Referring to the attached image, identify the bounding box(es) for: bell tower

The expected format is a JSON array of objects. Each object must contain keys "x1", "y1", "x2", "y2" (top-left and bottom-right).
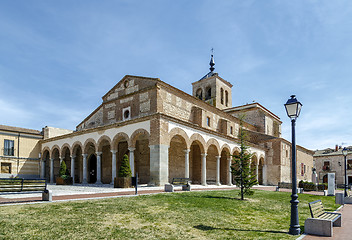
[{"x1": 192, "y1": 53, "x2": 233, "y2": 110}]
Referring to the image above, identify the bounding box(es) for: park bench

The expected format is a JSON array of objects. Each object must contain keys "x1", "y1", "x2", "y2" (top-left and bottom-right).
[
  {"x1": 0, "y1": 178, "x2": 52, "y2": 201},
  {"x1": 304, "y1": 199, "x2": 341, "y2": 237},
  {"x1": 165, "y1": 178, "x2": 191, "y2": 192}
]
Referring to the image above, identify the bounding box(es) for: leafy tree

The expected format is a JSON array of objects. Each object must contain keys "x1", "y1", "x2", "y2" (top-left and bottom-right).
[
  {"x1": 231, "y1": 115, "x2": 258, "y2": 200},
  {"x1": 118, "y1": 154, "x2": 132, "y2": 177}
]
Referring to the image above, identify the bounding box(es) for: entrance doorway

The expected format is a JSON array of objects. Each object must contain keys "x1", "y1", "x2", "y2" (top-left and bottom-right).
[{"x1": 88, "y1": 155, "x2": 97, "y2": 183}]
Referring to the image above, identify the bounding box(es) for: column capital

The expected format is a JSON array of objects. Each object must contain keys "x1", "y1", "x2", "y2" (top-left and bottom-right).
[
  {"x1": 215, "y1": 155, "x2": 221, "y2": 160},
  {"x1": 201, "y1": 153, "x2": 207, "y2": 157},
  {"x1": 110, "y1": 149, "x2": 117, "y2": 154},
  {"x1": 71, "y1": 155, "x2": 76, "y2": 159},
  {"x1": 82, "y1": 153, "x2": 88, "y2": 158},
  {"x1": 183, "y1": 149, "x2": 190, "y2": 154},
  {"x1": 96, "y1": 152, "x2": 102, "y2": 156},
  {"x1": 128, "y1": 147, "x2": 136, "y2": 151}
]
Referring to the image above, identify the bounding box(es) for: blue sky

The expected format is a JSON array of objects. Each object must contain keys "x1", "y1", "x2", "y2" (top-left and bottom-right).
[{"x1": 0, "y1": 0, "x2": 351, "y2": 150}]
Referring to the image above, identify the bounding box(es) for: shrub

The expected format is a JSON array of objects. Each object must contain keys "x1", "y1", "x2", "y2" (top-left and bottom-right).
[
  {"x1": 118, "y1": 154, "x2": 132, "y2": 177},
  {"x1": 59, "y1": 161, "x2": 70, "y2": 179}
]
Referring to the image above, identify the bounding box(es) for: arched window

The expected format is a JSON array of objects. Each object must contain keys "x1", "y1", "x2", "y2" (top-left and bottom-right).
[
  {"x1": 220, "y1": 88, "x2": 224, "y2": 105},
  {"x1": 225, "y1": 90, "x2": 229, "y2": 107},
  {"x1": 196, "y1": 88, "x2": 203, "y2": 100},
  {"x1": 205, "y1": 87, "x2": 211, "y2": 100}
]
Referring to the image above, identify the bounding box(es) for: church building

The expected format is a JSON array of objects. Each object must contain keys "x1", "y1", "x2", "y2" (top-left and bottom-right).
[{"x1": 35, "y1": 55, "x2": 314, "y2": 186}]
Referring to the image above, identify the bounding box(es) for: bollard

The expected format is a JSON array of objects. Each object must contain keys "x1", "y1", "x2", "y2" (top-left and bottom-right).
[{"x1": 335, "y1": 193, "x2": 344, "y2": 205}]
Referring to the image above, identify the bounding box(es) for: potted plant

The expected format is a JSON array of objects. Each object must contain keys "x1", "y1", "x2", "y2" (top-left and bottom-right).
[
  {"x1": 114, "y1": 154, "x2": 132, "y2": 188},
  {"x1": 56, "y1": 160, "x2": 73, "y2": 185}
]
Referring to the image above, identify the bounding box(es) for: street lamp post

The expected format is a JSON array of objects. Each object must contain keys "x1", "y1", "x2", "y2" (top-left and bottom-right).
[
  {"x1": 284, "y1": 95, "x2": 302, "y2": 236},
  {"x1": 342, "y1": 147, "x2": 348, "y2": 197}
]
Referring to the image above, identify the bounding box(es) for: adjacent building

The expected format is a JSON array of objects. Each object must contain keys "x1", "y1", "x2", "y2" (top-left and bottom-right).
[
  {"x1": 0, "y1": 125, "x2": 42, "y2": 178},
  {"x1": 314, "y1": 145, "x2": 352, "y2": 186}
]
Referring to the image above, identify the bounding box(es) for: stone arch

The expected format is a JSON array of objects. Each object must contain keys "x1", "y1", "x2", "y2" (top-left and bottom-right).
[
  {"x1": 258, "y1": 155, "x2": 265, "y2": 185},
  {"x1": 206, "y1": 138, "x2": 220, "y2": 154},
  {"x1": 220, "y1": 144, "x2": 231, "y2": 154},
  {"x1": 97, "y1": 135, "x2": 112, "y2": 184},
  {"x1": 42, "y1": 146, "x2": 50, "y2": 157},
  {"x1": 61, "y1": 143, "x2": 71, "y2": 158},
  {"x1": 83, "y1": 138, "x2": 97, "y2": 154},
  {"x1": 220, "y1": 144, "x2": 231, "y2": 185},
  {"x1": 168, "y1": 132, "x2": 189, "y2": 183},
  {"x1": 129, "y1": 128, "x2": 150, "y2": 184},
  {"x1": 51, "y1": 145, "x2": 61, "y2": 158},
  {"x1": 232, "y1": 147, "x2": 240, "y2": 156},
  {"x1": 97, "y1": 135, "x2": 112, "y2": 152},
  {"x1": 42, "y1": 148, "x2": 51, "y2": 182},
  {"x1": 206, "y1": 143, "x2": 219, "y2": 184},
  {"x1": 112, "y1": 132, "x2": 129, "y2": 151},
  {"x1": 189, "y1": 133, "x2": 206, "y2": 153},
  {"x1": 251, "y1": 153, "x2": 258, "y2": 165},
  {"x1": 196, "y1": 88, "x2": 203, "y2": 100},
  {"x1": 168, "y1": 128, "x2": 190, "y2": 149},
  {"x1": 71, "y1": 141, "x2": 83, "y2": 156},
  {"x1": 259, "y1": 155, "x2": 265, "y2": 165},
  {"x1": 129, "y1": 128, "x2": 150, "y2": 148}
]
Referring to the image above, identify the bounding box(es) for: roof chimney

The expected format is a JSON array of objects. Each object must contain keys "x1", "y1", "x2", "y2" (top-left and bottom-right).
[{"x1": 335, "y1": 145, "x2": 338, "y2": 151}]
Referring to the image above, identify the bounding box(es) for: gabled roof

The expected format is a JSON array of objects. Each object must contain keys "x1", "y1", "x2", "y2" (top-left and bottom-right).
[{"x1": 225, "y1": 102, "x2": 281, "y2": 123}]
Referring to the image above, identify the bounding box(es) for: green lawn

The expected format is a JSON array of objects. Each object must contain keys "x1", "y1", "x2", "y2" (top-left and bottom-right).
[{"x1": 0, "y1": 190, "x2": 339, "y2": 240}]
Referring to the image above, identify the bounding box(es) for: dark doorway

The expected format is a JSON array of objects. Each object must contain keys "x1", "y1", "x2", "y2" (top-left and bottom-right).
[
  {"x1": 88, "y1": 155, "x2": 97, "y2": 183},
  {"x1": 348, "y1": 176, "x2": 352, "y2": 187}
]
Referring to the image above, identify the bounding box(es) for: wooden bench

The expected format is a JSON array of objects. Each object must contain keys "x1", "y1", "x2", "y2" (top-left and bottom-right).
[
  {"x1": 172, "y1": 178, "x2": 191, "y2": 186},
  {"x1": 304, "y1": 200, "x2": 341, "y2": 237},
  {"x1": 0, "y1": 178, "x2": 52, "y2": 201},
  {"x1": 165, "y1": 178, "x2": 191, "y2": 192}
]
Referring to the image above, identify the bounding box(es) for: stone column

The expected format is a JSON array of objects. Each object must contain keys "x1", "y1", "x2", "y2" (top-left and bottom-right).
[
  {"x1": 201, "y1": 153, "x2": 207, "y2": 186},
  {"x1": 96, "y1": 152, "x2": 102, "y2": 184},
  {"x1": 256, "y1": 163, "x2": 259, "y2": 184},
  {"x1": 262, "y1": 164, "x2": 267, "y2": 185},
  {"x1": 40, "y1": 159, "x2": 45, "y2": 179},
  {"x1": 228, "y1": 157, "x2": 232, "y2": 186},
  {"x1": 59, "y1": 157, "x2": 63, "y2": 164},
  {"x1": 82, "y1": 154, "x2": 88, "y2": 184},
  {"x1": 216, "y1": 156, "x2": 221, "y2": 185},
  {"x1": 128, "y1": 147, "x2": 136, "y2": 177},
  {"x1": 184, "y1": 149, "x2": 190, "y2": 178},
  {"x1": 50, "y1": 158, "x2": 54, "y2": 183},
  {"x1": 149, "y1": 144, "x2": 169, "y2": 186},
  {"x1": 111, "y1": 150, "x2": 117, "y2": 184},
  {"x1": 71, "y1": 155, "x2": 75, "y2": 184}
]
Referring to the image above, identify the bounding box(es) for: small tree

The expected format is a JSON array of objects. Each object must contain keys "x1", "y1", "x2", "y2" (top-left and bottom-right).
[
  {"x1": 59, "y1": 161, "x2": 67, "y2": 177},
  {"x1": 118, "y1": 154, "x2": 132, "y2": 177},
  {"x1": 231, "y1": 115, "x2": 258, "y2": 200},
  {"x1": 59, "y1": 161, "x2": 70, "y2": 179}
]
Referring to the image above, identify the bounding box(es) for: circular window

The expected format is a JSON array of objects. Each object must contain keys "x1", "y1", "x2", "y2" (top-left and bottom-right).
[
  {"x1": 124, "y1": 80, "x2": 129, "y2": 88},
  {"x1": 124, "y1": 110, "x2": 130, "y2": 119}
]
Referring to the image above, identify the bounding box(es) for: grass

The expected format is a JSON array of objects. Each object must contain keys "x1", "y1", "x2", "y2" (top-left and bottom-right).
[{"x1": 0, "y1": 189, "x2": 340, "y2": 240}]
